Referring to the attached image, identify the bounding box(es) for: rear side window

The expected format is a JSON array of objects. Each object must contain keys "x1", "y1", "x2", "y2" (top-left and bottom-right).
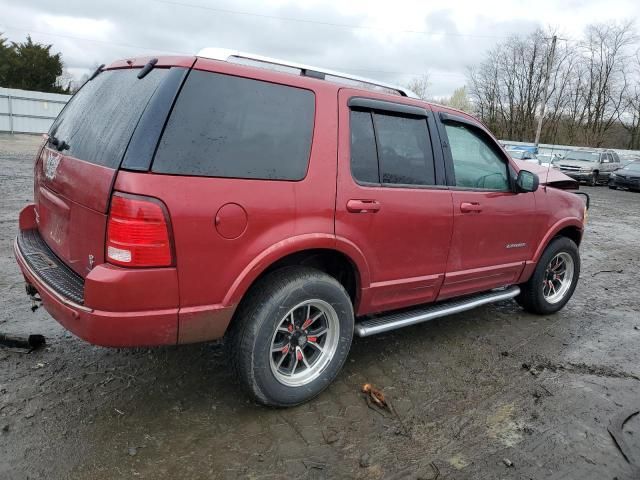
[
  {"x1": 49, "y1": 69, "x2": 167, "y2": 168},
  {"x1": 350, "y1": 110, "x2": 379, "y2": 183},
  {"x1": 153, "y1": 70, "x2": 315, "y2": 180},
  {"x1": 349, "y1": 109, "x2": 436, "y2": 186},
  {"x1": 374, "y1": 114, "x2": 435, "y2": 185}
]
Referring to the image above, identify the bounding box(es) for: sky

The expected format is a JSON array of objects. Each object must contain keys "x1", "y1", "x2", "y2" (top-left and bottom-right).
[{"x1": 1, "y1": 0, "x2": 639, "y2": 97}]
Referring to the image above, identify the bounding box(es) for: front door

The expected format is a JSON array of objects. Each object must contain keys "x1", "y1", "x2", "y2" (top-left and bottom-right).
[
  {"x1": 436, "y1": 114, "x2": 538, "y2": 300},
  {"x1": 335, "y1": 90, "x2": 453, "y2": 314}
]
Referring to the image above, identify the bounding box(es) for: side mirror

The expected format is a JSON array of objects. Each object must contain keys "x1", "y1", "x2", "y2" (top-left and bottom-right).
[{"x1": 516, "y1": 169, "x2": 539, "y2": 193}]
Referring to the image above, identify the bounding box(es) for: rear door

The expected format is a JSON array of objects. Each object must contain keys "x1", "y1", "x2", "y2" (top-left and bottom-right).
[
  {"x1": 336, "y1": 91, "x2": 453, "y2": 314},
  {"x1": 436, "y1": 112, "x2": 538, "y2": 300},
  {"x1": 34, "y1": 60, "x2": 190, "y2": 276}
]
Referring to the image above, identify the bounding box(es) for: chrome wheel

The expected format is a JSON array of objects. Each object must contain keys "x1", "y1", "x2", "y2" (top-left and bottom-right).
[
  {"x1": 542, "y1": 252, "x2": 575, "y2": 304},
  {"x1": 269, "y1": 299, "x2": 340, "y2": 387}
]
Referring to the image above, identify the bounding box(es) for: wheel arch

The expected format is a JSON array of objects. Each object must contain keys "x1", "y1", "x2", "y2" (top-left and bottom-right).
[
  {"x1": 222, "y1": 234, "x2": 370, "y2": 311},
  {"x1": 533, "y1": 219, "x2": 583, "y2": 264},
  {"x1": 518, "y1": 219, "x2": 583, "y2": 284}
]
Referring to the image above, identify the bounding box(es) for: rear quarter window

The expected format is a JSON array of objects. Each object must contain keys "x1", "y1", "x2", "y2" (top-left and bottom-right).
[
  {"x1": 153, "y1": 70, "x2": 315, "y2": 180},
  {"x1": 49, "y1": 68, "x2": 167, "y2": 169}
]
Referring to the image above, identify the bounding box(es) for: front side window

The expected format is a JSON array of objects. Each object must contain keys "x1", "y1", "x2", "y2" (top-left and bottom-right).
[
  {"x1": 153, "y1": 70, "x2": 315, "y2": 180},
  {"x1": 444, "y1": 123, "x2": 509, "y2": 190}
]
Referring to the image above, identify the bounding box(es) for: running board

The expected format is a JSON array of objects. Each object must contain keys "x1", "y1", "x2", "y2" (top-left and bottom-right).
[{"x1": 355, "y1": 286, "x2": 521, "y2": 337}]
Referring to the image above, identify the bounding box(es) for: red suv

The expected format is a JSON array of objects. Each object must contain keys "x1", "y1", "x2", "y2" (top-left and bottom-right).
[{"x1": 15, "y1": 49, "x2": 587, "y2": 406}]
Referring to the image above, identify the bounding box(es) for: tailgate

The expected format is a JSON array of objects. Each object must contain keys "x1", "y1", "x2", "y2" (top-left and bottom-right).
[{"x1": 33, "y1": 64, "x2": 181, "y2": 277}]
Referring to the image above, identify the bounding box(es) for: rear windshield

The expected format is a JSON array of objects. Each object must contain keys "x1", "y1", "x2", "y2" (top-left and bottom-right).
[
  {"x1": 49, "y1": 68, "x2": 167, "y2": 169},
  {"x1": 152, "y1": 70, "x2": 315, "y2": 180}
]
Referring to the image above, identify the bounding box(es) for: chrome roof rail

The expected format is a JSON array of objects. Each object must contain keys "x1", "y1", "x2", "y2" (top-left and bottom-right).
[{"x1": 196, "y1": 48, "x2": 418, "y2": 99}]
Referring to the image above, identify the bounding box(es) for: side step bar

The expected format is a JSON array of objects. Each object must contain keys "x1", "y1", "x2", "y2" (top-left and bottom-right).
[{"x1": 355, "y1": 286, "x2": 521, "y2": 337}]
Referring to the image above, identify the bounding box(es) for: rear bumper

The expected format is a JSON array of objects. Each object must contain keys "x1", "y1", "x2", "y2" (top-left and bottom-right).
[
  {"x1": 14, "y1": 204, "x2": 234, "y2": 347},
  {"x1": 15, "y1": 235, "x2": 180, "y2": 347}
]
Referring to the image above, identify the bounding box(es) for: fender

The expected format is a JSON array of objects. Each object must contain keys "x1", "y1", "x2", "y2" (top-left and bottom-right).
[
  {"x1": 532, "y1": 217, "x2": 583, "y2": 263},
  {"x1": 518, "y1": 217, "x2": 583, "y2": 283},
  {"x1": 222, "y1": 233, "x2": 371, "y2": 307}
]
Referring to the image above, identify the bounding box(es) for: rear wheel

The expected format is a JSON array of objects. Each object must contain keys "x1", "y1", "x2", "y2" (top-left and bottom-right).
[
  {"x1": 516, "y1": 237, "x2": 580, "y2": 315},
  {"x1": 226, "y1": 267, "x2": 354, "y2": 407}
]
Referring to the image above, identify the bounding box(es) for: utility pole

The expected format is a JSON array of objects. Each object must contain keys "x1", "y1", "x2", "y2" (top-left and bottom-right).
[{"x1": 534, "y1": 35, "x2": 557, "y2": 148}]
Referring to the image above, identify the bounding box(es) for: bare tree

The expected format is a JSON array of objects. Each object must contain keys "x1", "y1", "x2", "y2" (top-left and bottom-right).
[
  {"x1": 578, "y1": 21, "x2": 636, "y2": 146},
  {"x1": 468, "y1": 22, "x2": 639, "y2": 148},
  {"x1": 620, "y1": 48, "x2": 640, "y2": 149},
  {"x1": 440, "y1": 86, "x2": 473, "y2": 113},
  {"x1": 406, "y1": 74, "x2": 430, "y2": 100}
]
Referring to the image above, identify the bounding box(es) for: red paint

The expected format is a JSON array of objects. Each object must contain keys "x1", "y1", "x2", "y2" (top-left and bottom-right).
[
  {"x1": 34, "y1": 147, "x2": 115, "y2": 276},
  {"x1": 15, "y1": 55, "x2": 586, "y2": 348}
]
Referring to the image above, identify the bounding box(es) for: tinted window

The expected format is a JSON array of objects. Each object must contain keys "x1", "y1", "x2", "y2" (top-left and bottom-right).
[
  {"x1": 445, "y1": 123, "x2": 509, "y2": 190},
  {"x1": 350, "y1": 110, "x2": 379, "y2": 183},
  {"x1": 49, "y1": 69, "x2": 167, "y2": 168},
  {"x1": 373, "y1": 113, "x2": 435, "y2": 185},
  {"x1": 153, "y1": 70, "x2": 315, "y2": 180}
]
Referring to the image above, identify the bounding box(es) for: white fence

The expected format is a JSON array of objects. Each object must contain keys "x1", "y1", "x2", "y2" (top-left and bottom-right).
[{"x1": 0, "y1": 87, "x2": 71, "y2": 134}]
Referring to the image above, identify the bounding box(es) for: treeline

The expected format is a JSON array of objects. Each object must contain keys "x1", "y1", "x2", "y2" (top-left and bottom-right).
[
  {"x1": 467, "y1": 22, "x2": 640, "y2": 150},
  {"x1": 0, "y1": 34, "x2": 70, "y2": 94}
]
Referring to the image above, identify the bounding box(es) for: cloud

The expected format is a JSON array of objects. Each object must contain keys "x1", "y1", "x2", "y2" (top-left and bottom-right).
[{"x1": 1, "y1": 0, "x2": 638, "y2": 97}]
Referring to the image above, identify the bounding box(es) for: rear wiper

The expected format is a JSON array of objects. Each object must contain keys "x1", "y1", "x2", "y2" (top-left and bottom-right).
[
  {"x1": 48, "y1": 135, "x2": 69, "y2": 152},
  {"x1": 88, "y1": 64, "x2": 105, "y2": 82}
]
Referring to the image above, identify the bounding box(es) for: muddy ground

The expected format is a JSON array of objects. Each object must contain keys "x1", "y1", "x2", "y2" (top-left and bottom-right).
[{"x1": 1, "y1": 133, "x2": 639, "y2": 479}]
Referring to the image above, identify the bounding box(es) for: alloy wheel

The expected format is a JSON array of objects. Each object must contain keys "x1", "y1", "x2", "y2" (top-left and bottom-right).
[
  {"x1": 269, "y1": 299, "x2": 340, "y2": 387},
  {"x1": 542, "y1": 252, "x2": 575, "y2": 304}
]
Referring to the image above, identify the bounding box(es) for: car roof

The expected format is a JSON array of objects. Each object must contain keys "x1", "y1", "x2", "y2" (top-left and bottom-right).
[{"x1": 105, "y1": 52, "x2": 486, "y2": 134}]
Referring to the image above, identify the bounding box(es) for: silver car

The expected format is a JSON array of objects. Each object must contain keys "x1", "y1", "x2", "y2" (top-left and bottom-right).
[{"x1": 556, "y1": 150, "x2": 621, "y2": 186}]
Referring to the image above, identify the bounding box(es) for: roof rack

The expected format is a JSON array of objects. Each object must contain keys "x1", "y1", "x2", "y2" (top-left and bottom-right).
[{"x1": 196, "y1": 48, "x2": 418, "y2": 99}]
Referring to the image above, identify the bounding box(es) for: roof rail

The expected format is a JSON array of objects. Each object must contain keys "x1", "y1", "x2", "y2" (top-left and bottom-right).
[{"x1": 196, "y1": 48, "x2": 418, "y2": 99}]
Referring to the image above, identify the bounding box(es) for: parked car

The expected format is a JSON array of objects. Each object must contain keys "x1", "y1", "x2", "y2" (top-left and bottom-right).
[
  {"x1": 556, "y1": 149, "x2": 621, "y2": 186},
  {"x1": 507, "y1": 149, "x2": 538, "y2": 163},
  {"x1": 14, "y1": 49, "x2": 587, "y2": 406},
  {"x1": 608, "y1": 161, "x2": 640, "y2": 191},
  {"x1": 536, "y1": 153, "x2": 561, "y2": 168},
  {"x1": 619, "y1": 154, "x2": 640, "y2": 167}
]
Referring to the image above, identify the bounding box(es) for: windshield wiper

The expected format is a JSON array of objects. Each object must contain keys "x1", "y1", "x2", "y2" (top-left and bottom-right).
[{"x1": 88, "y1": 64, "x2": 105, "y2": 82}]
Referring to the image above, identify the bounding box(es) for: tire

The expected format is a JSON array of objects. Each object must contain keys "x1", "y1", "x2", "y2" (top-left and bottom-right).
[
  {"x1": 226, "y1": 267, "x2": 354, "y2": 407},
  {"x1": 589, "y1": 172, "x2": 598, "y2": 186},
  {"x1": 608, "y1": 185, "x2": 617, "y2": 190},
  {"x1": 516, "y1": 237, "x2": 580, "y2": 315}
]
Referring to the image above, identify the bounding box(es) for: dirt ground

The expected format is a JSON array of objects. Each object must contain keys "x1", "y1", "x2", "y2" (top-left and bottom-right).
[{"x1": 1, "y1": 133, "x2": 639, "y2": 480}]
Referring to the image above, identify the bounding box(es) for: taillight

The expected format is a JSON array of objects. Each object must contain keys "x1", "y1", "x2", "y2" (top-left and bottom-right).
[{"x1": 106, "y1": 193, "x2": 173, "y2": 267}]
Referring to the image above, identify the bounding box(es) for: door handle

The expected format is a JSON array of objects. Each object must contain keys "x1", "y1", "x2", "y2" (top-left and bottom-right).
[
  {"x1": 346, "y1": 199, "x2": 381, "y2": 213},
  {"x1": 460, "y1": 202, "x2": 482, "y2": 213}
]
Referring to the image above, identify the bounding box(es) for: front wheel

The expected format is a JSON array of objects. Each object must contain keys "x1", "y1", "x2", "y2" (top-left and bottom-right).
[
  {"x1": 226, "y1": 267, "x2": 354, "y2": 407},
  {"x1": 589, "y1": 172, "x2": 598, "y2": 186},
  {"x1": 516, "y1": 237, "x2": 580, "y2": 315}
]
